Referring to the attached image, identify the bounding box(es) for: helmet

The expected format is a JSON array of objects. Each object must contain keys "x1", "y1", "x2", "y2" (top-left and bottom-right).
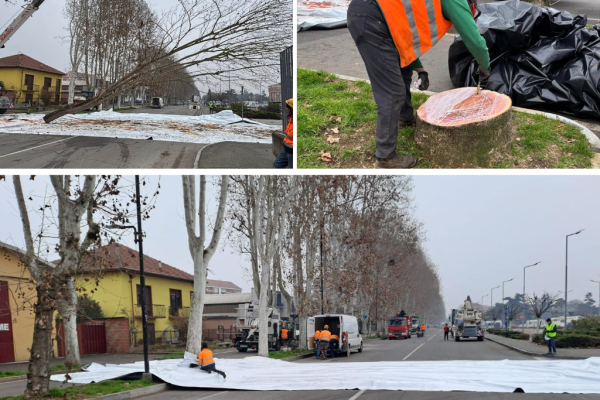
[
  {"x1": 324, "y1": 325, "x2": 329, "y2": 329},
  {"x1": 286, "y1": 98, "x2": 293, "y2": 108}
]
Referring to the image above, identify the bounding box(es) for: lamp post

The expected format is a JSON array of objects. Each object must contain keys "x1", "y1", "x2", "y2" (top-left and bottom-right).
[
  {"x1": 491, "y1": 286, "x2": 499, "y2": 307},
  {"x1": 591, "y1": 280, "x2": 600, "y2": 315},
  {"x1": 522, "y1": 262, "x2": 541, "y2": 332},
  {"x1": 106, "y1": 176, "x2": 149, "y2": 376},
  {"x1": 502, "y1": 278, "x2": 514, "y2": 332},
  {"x1": 502, "y1": 278, "x2": 514, "y2": 305},
  {"x1": 481, "y1": 294, "x2": 488, "y2": 307},
  {"x1": 565, "y1": 230, "x2": 584, "y2": 330}
]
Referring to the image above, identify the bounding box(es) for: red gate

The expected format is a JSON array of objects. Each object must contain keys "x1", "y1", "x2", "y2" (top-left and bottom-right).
[
  {"x1": 0, "y1": 281, "x2": 16, "y2": 363},
  {"x1": 57, "y1": 321, "x2": 106, "y2": 356}
]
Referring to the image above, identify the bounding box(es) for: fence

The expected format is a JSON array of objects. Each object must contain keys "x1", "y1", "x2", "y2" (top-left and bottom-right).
[
  {"x1": 202, "y1": 325, "x2": 240, "y2": 342},
  {"x1": 56, "y1": 321, "x2": 106, "y2": 356}
]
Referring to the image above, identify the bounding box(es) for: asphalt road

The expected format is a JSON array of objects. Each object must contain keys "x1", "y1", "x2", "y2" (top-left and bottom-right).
[{"x1": 0, "y1": 107, "x2": 280, "y2": 168}]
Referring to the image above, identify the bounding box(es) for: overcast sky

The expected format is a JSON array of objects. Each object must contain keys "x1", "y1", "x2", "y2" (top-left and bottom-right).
[
  {"x1": 1, "y1": 175, "x2": 598, "y2": 318},
  {"x1": 0, "y1": 0, "x2": 285, "y2": 94}
]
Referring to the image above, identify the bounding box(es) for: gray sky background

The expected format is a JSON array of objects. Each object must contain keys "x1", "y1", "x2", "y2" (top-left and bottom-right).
[
  {"x1": 0, "y1": 0, "x2": 285, "y2": 95},
  {"x1": 1, "y1": 175, "x2": 599, "y2": 319}
]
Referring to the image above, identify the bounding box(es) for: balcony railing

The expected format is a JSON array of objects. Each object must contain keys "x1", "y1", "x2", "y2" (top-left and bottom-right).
[
  {"x1": 41, "y1": 86, "x2": 58, "y2": 93},
  {"x1": 135, "y1": 304, "x2": 166, "y2": 318},
  {"x1": 169, "y1": 306, "x2": 190, "y2": 318},
  {"x1": 21, "y1": 84, "x2": 40, "y2": 92}
]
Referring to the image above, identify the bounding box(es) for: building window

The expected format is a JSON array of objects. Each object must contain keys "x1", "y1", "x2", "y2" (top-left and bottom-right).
[
  {"x1": 170, "y1": 289, "x2": 182, "y2": 316},
  {"x1": 136, "y1": 285, "x2": 153, "y2": 316}
]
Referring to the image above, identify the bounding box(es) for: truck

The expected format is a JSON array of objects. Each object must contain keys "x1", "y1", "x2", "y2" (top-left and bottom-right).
[
  {"x1": 307, "y1": 314, "x2": 363, "y2": 355},
  {"x1": 151, "y1": 97, "x2": 164, "y2": 109},
  {"x1": 410, "y1": 315, "x2": 420, "y2": 335},
  {"x1": 388, "y1": 310, "x2": 413, "y2": 340},
  {"x1": 233, "y1": 305, "x2": 284, "y2": 352},
  {"x1": 0, "y1": 96, "x2": 11, "y2": 115},
  {"x1": 451, "y1": 296, "x2": 484, "y2": 341},
  {"x1": 1, "y1": 1, "x2": 46, "y2": 49}
]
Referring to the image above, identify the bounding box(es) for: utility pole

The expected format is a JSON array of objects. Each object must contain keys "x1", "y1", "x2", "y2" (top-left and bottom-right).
[
  {"x1": 591, "y1": 280, "x2": 600, "y2": 315},
  {"x1": 241, "y1": 85, "x2": 244, "y2": 120},
  {"x1": 522, "y1": 262, "x2": 541, "y2": 332}
]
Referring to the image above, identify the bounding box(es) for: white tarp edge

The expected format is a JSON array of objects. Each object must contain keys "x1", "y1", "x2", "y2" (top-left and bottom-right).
[
  {"x1": 298, "y1": 0, "x2": 349, "y2": 31},
  {"x1": 50, "y1": 352, "x2": 600, "y2": 393}
]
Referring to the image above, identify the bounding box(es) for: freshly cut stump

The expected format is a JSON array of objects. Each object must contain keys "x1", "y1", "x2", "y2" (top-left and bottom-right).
[{"x1": 415, "y1": 88, "x2": 512, "y2": 168}]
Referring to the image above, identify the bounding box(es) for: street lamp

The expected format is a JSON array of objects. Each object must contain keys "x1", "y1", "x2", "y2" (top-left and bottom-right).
[
  {"x1": 481, "y1": 294, "x2": 488, "y2": 306},
  {"x1": 565, "y1": 229, "x2": 584, "y2": 330},
  {"x1": 491, "y1": 286, "x2": 500, "y2": 307},
  {"x1": 502, "y1": 278, "x2": 514, "y2": 304},
  {"x1": 106, "y1": 176, "x2": 149, "y2": 377},
  {"x1": 522, "y1": 262, "x2": 541, "y2": 332},
  {"x1": 591, "y1": 280, "x2": 600, "y2": 315}
]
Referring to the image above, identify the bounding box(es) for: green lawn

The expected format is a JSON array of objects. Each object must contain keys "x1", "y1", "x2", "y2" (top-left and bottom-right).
[
  {"x1": 162, "y1": 352, "x2": 185, "y2": 359},
  {"x1": 298, "y1": 68, "x2": 594, "y2": 169},
  {"x1": 0, "y1": 365, "x2": 82, "y2": 379},
  {"x1": 268, "y1": 349, "x2": 312, "y2": 359},
  {"x1": 0, "y1": 379, "x2": 155, "y2": 400}
]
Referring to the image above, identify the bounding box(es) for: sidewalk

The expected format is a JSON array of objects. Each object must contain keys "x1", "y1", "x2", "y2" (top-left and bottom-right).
[{"x1": 486, "y1": 333, "x2": 600, "y2": 359}]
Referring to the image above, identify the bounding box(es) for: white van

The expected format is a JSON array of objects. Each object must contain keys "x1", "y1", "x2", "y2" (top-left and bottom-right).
[
  {"x1": 152, "y1": 97, "x2": 164, "y2": 109},
  {"x1": 307, "y1": 314, "x2": 363, "y2": 355}
]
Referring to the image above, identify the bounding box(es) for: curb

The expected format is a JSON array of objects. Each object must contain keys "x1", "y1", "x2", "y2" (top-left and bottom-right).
[
  {"x1": 282, "y1": 353, "x2": 315, "y2": 362},
  {"x1": 194, "y1": 143, "x2": 216, "y2": 169},
  {"x1": 314, "y1": 70, "x2": 600, "y2": 156},
  {"x1": 94, "y1": 383, "x2": 167, "y2": 400},
  {"x1": 0, "y1": 369, "x2": 83, "y2": 384},
  {"x1": 485, "y1": 335, "x2": 587, "y2": 360}
]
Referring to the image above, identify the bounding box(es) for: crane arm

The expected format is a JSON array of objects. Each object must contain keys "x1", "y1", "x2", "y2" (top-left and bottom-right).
[{"x1": 0, "y1": 0, "x2": 46, "y2": 49}]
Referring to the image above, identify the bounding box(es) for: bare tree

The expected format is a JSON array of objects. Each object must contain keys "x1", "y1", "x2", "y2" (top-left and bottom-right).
[
  {"x1": 182, "y1": 175, "x2": 229, "y2": 355},
  {"x1": 64, "y1": 0, "x2": 90, "y2": 104},
  {"x1": 44, "y1": 0, "x2": 291, "y2": 122},
  {"x1": 527, "y1": 292, "x2": 560, "y2": 334}
]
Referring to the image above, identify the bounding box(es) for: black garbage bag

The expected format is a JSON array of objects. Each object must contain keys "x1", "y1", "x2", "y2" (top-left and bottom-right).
[{"x1": 448, "y1": 0, "x2": 600, "y2": 119}]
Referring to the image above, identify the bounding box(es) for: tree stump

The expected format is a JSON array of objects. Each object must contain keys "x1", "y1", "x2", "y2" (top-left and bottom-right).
[{"x1": 415, "y1": 88, "x2": 512, "y2": 168}]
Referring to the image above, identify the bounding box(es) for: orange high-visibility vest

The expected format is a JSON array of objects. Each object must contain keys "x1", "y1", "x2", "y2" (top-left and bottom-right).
[
  {"x1": 315, "y1": 330, "x2": 321, "y2": 340},
  {"x1": 198, "y1": 348, "x2": 214, "y2": 367},
  {"x1": 282, "y1": 329, "x2": 288, "y2": 339},
  {"x1": 421, "y1": 325, "x2": 426, "y2": 330},
  {"x1": 320, "y1": 330, "x2": 332, "y2": 342},
  {"x1": 376, "y1": 0, "x2": 455, "y2": 68},
  {"x1": 331, "y1": 334, "x2": 339, "y2": 341},
  {"x1": 284, "y1": 116, "x2": 293, "y2": 146}
]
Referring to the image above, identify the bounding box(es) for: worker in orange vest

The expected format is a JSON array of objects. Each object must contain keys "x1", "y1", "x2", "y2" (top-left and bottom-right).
[
  {"x1": 319, "y1": 326, "x2": 332, "y2": 360},
  {"x1": 315, "y1": 329, "x2": 321, "y2": 358},
  {"x1": 280, "y1": 326, "x2": 289, "y2": 347},
  {"x1": 347, "y1": 0, "x2": 490, "y2": 169},
  {"x1": 275, "y1": 98, "x2": 293, "y2": 169},
  {"x1": 329, "y1": 334, "x2": 340, "y2": 359},
  {"x1": 197, "y1": 343, "x2": 226, "y2": 378}
]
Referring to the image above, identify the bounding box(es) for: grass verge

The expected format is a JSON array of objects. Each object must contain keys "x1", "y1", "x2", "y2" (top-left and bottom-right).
[
  {"x1": 0, "y1": 379, "x2": 156, "y2": 400},
  {"x1": 297, "y1": 68, "x2": 594, "y2": 169},
  {"x1": 161, "y1": 352, "x2": 185, "y2": 359},
  {"x1": 0, "y1": 365, "x2": 82, "y2": 379},
  {"x1": 268, "y1": 349, "x2": 312, "y2": 359}
]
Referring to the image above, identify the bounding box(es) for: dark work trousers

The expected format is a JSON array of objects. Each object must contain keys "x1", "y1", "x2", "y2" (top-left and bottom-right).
[
  {"x1": 444, "y1": 331, "x2": 449, "y2": 340},
  {"x1": 347, "y1": 0, "x2": 415, "y2": 159},
  {"x1": 329, "y1": 338, "x2": 339, "y2": 359}
]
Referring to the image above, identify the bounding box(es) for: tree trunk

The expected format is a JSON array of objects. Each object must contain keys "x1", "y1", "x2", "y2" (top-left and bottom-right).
[
  {"x1": 44, "y1": 96, "x2": 106, "y2": 123},
  {"x1": 57, "y1": 277, "x2": 80, "y2": 367},
  {"x1": 257, "y1": 259, "x2": 271, "y2": 357},
  {"x1": 25, "y1": 289, "x2": 56, "y2": 398},
  {"x1": 415, "y1": 88, "x2": 513, "y2": 168},
  {"x1": 68, "y1": 71, "x2": 77, "y2": 105},
  {"x1": 187, "y1": 251, "x2": 208, "y2": 355}
]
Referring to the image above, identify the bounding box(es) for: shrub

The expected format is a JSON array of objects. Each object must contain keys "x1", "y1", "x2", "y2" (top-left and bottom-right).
[{"x1": 573, "y1": 315, "x2": 600, "y2": 332}]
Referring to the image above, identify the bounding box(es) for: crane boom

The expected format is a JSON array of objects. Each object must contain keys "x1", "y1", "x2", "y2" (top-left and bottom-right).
[{"x1": 0, "y1": 0, "x2": 46, "y2": 49}]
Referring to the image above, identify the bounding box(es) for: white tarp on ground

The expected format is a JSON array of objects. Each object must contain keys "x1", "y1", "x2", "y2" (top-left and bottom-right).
[
  {"x1": 0, "y1": 110, "x2": 275, "y2": 144},
  {"x1": 50, "y1": 352, "x2": 600, "y2": 393},
  {"x1": 298, "y1": 0, "x2": 349, "y2": 31}
]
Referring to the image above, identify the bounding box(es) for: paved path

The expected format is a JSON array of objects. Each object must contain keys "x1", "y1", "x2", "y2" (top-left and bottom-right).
[
  {"x1": 197, "y1": 142, "x2": 274, "y2": 169},
  {"x1": 486, "y1": 333, "x2": 600, "y2": 358}
]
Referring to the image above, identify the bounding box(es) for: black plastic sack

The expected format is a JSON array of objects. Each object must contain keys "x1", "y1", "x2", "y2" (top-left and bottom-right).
[{"x1": 448, "y1": 0, "x2": 600, "y2": 119}]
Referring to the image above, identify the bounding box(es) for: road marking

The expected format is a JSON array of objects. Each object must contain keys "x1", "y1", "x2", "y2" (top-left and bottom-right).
[
  {"x1": 197, "y1": 391, "x2": 228, "y2": 400},
  {"x1": 427, "y1": 333, "x2": 438, "y2": 342},
  {"x1": 403, "y1": 342, "x2": 426, "y2": 360},
  {"x1": 349, "y1": 390, "x2": 366, "y2": 400},
  {"x1": 0, "y1": 137, "x2": 72, "y2": 159}
]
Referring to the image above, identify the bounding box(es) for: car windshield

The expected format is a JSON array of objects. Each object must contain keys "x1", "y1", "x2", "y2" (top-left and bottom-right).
[{"x1": 389, "y1": 319, "x2": 405, "y2": 326}]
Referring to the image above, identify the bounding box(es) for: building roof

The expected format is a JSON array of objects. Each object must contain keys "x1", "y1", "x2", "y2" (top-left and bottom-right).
[
  {"x1": 0, "y1": 54, "x2": 64, "y2": 76},
  {"x1": 0, "y1": 241, "x2": 55, "y2": 270},
  {"x1": 206, "y1": 279, "x2": 242, "y2": 290},
  {"x1": 84, "y1": 243, "x2": 194, "y2": 282},
  {"x1": 204, "y1": 293, "x2": 252, "y2": 305}
]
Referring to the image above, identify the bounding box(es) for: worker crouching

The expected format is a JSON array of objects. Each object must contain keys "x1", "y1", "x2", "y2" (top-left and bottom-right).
[
  {"x1": 197, "y1": 343, "x2": 226, "y2": 378},
  {"x1": 329, "y1": 334, "x2": 339, "y2": 359}
]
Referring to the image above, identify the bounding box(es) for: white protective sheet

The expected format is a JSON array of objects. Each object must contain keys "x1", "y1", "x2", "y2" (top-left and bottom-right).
[
  {"x1": 51, "y1": 352, "x2": 600, "y2": 393},
  {"x1": 297, "y1": 0, "x2": 349, "y2": 31},
  {"x1": 0, "y1": 110, "x2": 275, "y2": 144}
]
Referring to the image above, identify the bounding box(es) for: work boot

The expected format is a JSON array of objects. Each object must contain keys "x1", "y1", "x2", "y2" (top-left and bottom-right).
[
  {"x1": 376, "y1": 154, "x2": 417, "y2": 169},
  {"x1": 219, "y1": 371, "x2": 226, "y2": 379},
  {"x1": 399, "y1": 118, "x2": 416, "y2": 128}
]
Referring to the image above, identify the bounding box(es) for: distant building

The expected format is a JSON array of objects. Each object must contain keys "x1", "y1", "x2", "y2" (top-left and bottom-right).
[
  {"x1": 61, "y1": 72, "x2": 112, "y2": 104},
  {"x1": 206, "y1": 279, "x2": 242, "y2": 294},
  {"x1": 268, "y1": 83, "x2": 281, "y2": 103},
  {"x1": 0, "y1": 54, "x2": 64, "y2": 105}
]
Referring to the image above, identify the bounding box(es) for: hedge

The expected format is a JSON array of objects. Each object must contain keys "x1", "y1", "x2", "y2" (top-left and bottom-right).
[{"x1": 533, "y1": 333, "x2": 600, "y2": 348}]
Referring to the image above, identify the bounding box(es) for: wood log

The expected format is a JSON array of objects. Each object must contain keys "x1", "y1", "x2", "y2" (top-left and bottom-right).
[{"x1": 415, "y1": 88, "x2": 513, "y2": 168}]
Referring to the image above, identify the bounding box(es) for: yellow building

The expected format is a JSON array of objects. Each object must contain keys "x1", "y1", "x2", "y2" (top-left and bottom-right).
[
  {"x1": 0, "y1": 242, "x2": 58, "y2": 363},
  {"x1": 0, "y1": 54, "x2": 64, "y2": 105}
]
